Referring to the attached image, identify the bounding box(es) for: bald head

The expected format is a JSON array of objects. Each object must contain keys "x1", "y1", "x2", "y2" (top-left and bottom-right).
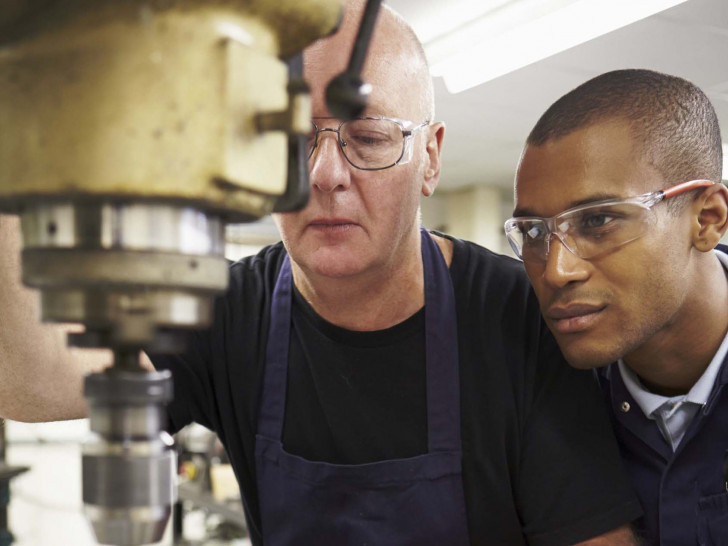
[{"x1": 304, "y1": 0, "x2": 434, "y2": 122}]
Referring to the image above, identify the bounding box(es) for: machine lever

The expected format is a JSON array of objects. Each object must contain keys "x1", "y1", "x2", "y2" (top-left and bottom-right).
[{"x1": 325, "y1": 0, "x2": 382, "y2": 120}]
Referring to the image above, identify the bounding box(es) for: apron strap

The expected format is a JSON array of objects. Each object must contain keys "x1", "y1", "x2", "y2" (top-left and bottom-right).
[
  {"x1": 421, "y1": 228, "x2": 462, "y2": 452},
  {"x1": 257, "y1": 254, "x2": 293, "y2": 440}
]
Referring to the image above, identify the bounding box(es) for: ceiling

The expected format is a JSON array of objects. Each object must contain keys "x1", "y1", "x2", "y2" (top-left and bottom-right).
[{"x1": 386, "y1": 0, "x2": 728, "y2": 192}]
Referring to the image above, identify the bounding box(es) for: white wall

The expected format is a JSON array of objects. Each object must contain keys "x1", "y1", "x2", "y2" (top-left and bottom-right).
[{"x1": 422, "y1": 185, "x2": 514, "y2": 256}]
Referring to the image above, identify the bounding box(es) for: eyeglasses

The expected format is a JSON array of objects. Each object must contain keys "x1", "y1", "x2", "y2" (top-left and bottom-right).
[
  {"x1": 308, "y1": 117, "x2": 430, "y2": 171},
  {"x1": 504, "y1": 179, "x2": 715, "y2": 262}
]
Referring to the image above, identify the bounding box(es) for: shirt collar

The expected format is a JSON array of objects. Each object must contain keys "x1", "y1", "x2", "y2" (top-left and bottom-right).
[
  {"x1": 617, "y1": 248, "x2": 728, "y2": 418},
  {"x1": 618, "y1": 360, "x2": 669, "y2": 418}
]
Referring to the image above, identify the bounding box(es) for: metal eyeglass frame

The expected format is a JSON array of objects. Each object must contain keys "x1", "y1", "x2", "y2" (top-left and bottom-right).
[
  {"x1": 504, "y1": 179, "x2": 716, "y2": 261},
  {"x1": 308, "y1": 116, "x2": 430, "y2": 171}
]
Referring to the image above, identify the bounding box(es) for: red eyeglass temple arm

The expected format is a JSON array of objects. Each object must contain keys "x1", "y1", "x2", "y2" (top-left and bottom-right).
[{"x1": 661, "y1": 179, "x2": 716, "y2": 199}]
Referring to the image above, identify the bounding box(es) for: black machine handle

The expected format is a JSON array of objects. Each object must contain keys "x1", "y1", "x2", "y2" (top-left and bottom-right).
[
  {"x1": 273, "y1": 53, "x2": 311, "y2": 213},
  {"x1": 325, "y1": 0, "x2": 383, "y2": 120}
]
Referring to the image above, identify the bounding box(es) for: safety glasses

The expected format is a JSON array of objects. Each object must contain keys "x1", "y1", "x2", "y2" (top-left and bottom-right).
[
  {"x1": 308, "y1": 117, "x2": 429, "y2": 171},
  {"x1": 504, "y1": 179, "x2": 715, "y2": 262}
]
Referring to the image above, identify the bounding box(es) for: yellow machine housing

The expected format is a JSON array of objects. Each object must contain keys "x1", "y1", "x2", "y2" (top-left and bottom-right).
[{"x1": 0, "y1": 0, "x2": 340, "y2": 220}]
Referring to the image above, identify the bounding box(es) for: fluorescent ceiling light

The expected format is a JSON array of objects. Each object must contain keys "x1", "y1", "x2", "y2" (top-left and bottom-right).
[
  {"x1": 426, "y1": 0, "x2": 689, "y2": 94},
  {"x1": 723, "y1": 143, "x2": 728, "y2": 181}
]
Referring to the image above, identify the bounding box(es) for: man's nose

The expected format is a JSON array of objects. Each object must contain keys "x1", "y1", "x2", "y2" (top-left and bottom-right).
[
  {"x1": 309, "y1": 131, "x2": 352, "y2": 193},
  {"x1": 542, "y1": 234, "x2": 590, "y2": 288}
]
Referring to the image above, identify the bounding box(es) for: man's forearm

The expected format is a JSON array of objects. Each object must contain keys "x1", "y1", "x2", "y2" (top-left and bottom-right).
[{"x1": 0, "y1": 214, "x2": 109, "y2": 422}]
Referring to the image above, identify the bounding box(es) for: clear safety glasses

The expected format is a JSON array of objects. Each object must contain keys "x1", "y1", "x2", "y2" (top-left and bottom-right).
[
  {"x1": 504, "y1": 179, "x2": 715, "y2": 262},
  {"x1": 308, "y1": 117, "x2": 430, "y2": 171}
]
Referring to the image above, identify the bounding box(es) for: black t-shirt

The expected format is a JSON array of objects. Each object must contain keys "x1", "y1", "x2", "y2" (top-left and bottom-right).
[{"x1": 151, "y1": 233, "x2": 641, "y2": 546}]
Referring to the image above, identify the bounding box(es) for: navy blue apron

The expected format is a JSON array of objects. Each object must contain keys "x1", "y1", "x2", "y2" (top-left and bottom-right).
[{"x1": 255, "y1": 229, "x2": 470, "y2": 545}]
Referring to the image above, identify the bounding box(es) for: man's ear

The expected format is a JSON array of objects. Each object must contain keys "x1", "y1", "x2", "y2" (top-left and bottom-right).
[
  {"x1": 692, "y1": 183, "x2": 728, "y2": 252},
  {"x1": 422, "y1": 122, "x2": 445, "y2": 197}
]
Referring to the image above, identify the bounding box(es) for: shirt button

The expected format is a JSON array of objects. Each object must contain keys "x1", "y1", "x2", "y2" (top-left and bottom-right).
[{"x1": 620, "y1": 401, "x2": 631, "y2": 413}]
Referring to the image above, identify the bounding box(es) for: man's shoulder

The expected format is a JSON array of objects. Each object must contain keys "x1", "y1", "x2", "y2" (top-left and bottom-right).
[
  {"x1": 435, "y1": 231, "x2": 533, "y2": 295},
  {"x1": 430, "y1": 232, "x2": 547, "y2": 345},
  {"x1": 214, "y1": 242, "x2": 288, "y2": 315},
  {"x1": 434, "y1": 231, "x2": 526, "y2": 272},
  {"x1": 228, "y1": 241, "x2": 287, "y2": 283}
]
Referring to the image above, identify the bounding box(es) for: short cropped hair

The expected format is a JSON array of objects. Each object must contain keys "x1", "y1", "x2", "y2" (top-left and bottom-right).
[{"x1": 527, "y1": 69, "x2": 723, "y2": 209}]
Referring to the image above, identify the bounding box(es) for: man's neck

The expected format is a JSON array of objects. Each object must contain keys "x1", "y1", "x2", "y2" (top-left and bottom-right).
[
  {"x1": 625, "y1": 252, "x2": 728, "y2": 396},
  {"x1": 290, "y1": 232, "x2": 453, "y2": 332}
]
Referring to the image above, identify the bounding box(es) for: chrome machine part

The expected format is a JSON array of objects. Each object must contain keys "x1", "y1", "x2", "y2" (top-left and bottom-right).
[
  {"x1": 20, "y1": 202, "x2": 227, "y2": 349},
  {"x1": 20, "y1": 202, "x2": 223, "y2": 543},
  {"x1": 83, "y1": 366, "x2": 176, "y2": 546}
]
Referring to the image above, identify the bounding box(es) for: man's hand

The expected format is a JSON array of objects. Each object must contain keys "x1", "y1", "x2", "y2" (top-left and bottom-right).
[{"x1": 575, "y1": 524, "x2": 641, "y2": 545}]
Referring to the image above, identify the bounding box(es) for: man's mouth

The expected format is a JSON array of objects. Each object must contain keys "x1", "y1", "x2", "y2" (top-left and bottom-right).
[
  {"x1": 307, "y1": 218, "x2": 358, "y2": 233},
  {"x1": 546, "y1": 303, "x2": 607, "y2": 334}
]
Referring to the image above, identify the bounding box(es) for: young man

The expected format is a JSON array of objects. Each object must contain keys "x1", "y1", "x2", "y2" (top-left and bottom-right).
[
  {"x1": 508, "y1": 68, "x2": 728, "y2": 545},
  {"x1": 0, "y1": 3, "x2": 641, "y2": 544}
]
